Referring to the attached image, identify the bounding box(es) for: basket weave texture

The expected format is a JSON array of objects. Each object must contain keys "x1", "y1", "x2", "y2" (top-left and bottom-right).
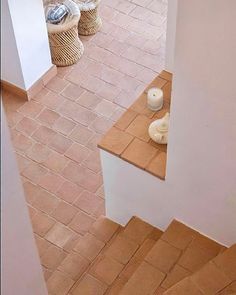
[
  {"x1": 45, "y1": 1, "x2": 84, "y2": 66},
  {"x1": 75, "y1": 0, "x2": 102, "y2": 35},
  {"x1": 78, "y1": 6, "x2": 102, "y2": 35}
]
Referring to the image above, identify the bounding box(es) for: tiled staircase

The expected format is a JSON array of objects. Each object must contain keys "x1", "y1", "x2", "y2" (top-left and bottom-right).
[{"x1": 46, "y1": 216, "x2": 236, "y2": 295}]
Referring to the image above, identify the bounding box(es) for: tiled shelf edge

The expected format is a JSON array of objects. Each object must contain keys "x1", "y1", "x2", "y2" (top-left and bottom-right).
[{"x1": 98, "y1": 70, "x2": 172, "y2": 181}]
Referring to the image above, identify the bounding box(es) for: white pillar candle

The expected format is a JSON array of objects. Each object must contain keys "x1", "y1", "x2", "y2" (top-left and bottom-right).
[{"x1": 147, "y1": 87, "x2": 164, "y2": 111}]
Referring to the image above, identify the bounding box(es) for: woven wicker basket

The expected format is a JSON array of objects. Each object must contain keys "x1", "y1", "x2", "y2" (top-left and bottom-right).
[
  {"x1": 76, "y1": 0, "x2": 102, "y2": 35},
  {"x1": 45, "y1": 2, "x2": 84, "y2": 66}
]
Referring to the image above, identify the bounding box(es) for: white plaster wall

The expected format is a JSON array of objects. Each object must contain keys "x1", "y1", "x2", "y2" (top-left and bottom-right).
[
  {"x1": 1, "y1": 0, "x2": 25, "y2": 89},
  {"x1": 1, "y1": 0, "x2": 52, "y2": 89},
  {"x1": 101, "y1": 0, "x2": 236, "y2": 246},
  {"x1": 1, "y1": 107, "x2": 48, "y2": 295},
  {"x1": 165, "y1": 0, "x2": 178, "y2": 72}
]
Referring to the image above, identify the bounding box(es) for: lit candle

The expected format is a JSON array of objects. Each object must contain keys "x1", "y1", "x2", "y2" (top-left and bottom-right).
[{"x1": 147, "y1": 87, "x2": 163, "y2": 111}]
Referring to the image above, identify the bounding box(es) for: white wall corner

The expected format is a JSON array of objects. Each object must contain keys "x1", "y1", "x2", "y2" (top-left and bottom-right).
[
  {"x1": 165, "y1": 0, "x2": 178, "y2": 73},
  {"x1": 1, "y1": 0, "x2": 53, "y2": 90}
]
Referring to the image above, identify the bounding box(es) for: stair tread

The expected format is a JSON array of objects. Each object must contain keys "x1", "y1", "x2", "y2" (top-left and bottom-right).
[
  {"x1": 119, "y1": 219, "x2": 225, "y2": 295},
  {"x1": 89, "y1": 215, "x2": 121, "y2": 243},
  {"x1": 119, "y1": 261, "x2": 165, "y2": 295},
  {"x1": 122, "y1": 216, "x2": 161, "y2": 244},
  {"x1": 51, "y1": 216, "x2": 234, "y2": 295},
  {"x1": 104, "y1": 217, "x2": 163, "y2": 294},
  {"x1": 162, "y1": 244, "x2": 236, "y2": 295}
]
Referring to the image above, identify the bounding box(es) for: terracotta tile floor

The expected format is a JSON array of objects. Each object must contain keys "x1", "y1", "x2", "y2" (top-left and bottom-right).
[{"x1": 3, "y1": 0, "x2": 167, "y2": 290}]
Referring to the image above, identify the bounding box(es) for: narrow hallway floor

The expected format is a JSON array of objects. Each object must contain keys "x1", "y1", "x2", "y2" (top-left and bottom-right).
[{"x1": 3, "y1": 0, "x2": 167, "y2": 291}]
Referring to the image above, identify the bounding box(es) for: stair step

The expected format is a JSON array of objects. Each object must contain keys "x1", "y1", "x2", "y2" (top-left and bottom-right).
[
  {"x1": 47, "y1": 216, "x2": 121, "y2": 295},
  {"x1": 163, "y1": 244, "x2": 236, "y2": 294},
  {"x1": 90, "y1": 216, "x2": 162, "y2": 294},
  {"x1": 119, "y1": 220, "x2": 224, "y2": 295},
  {"x1": 48, "y1": 215, "x2": 233, "y2": 295},
  {"x1": 57, "y1": 215, "x2": 162, "y2": 295},
  {"x1": 122, "y1": 216, "x2": 162, "y2": 244}
]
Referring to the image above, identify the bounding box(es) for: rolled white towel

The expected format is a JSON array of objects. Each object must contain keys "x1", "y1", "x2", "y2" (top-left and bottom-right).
[{"x1": 64, "y1": 0, "x2": 81, "y2": 16}]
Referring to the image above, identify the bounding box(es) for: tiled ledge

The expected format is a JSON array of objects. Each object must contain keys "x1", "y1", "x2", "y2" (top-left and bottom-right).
[{"x1": 98, "y1": 71, "x2": 172, "y2": 180}]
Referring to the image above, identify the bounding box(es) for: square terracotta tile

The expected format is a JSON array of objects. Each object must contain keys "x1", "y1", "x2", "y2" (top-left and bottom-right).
[
  {"x1": 82, "y1": 150, "x2": 102, "y2": 173},
  {"x1": 105, "y1": 277, "x2": 127, "y2": 295},
  {"x1": 71, "y1": 274, "x2": 107, "y2": 295},
  {"x1": 45, "y1": 223, "x2": 75, "y2": 248},
  {"x1": 16, "y1": 153, "x2": 31, "y2": 172},
  {"x1": 162, "y1": 82, "x2": 172, "y2": 102},
  {"x1": 74, "y1": 190, "x2": 103, "y2": 216},
  {"x1": 32, "y1": 187, "x2": 59, "y2": 214},
  {"x1": 23, "y1": 181, "x2": 40, "y2": 205},
  {"x1": 126, "y1": 115, "x2": 152, "y2": 142},
  {"x1": 213, "y1": 244, "x2": 236, "y2": 281},
  {"x1": 146, "y1": 152, "x2": 167, "y2": 179},
  {"x1": 77, "y1": 91, "x2": 102, "y2": 110},
  {"x1": 123, "y1": 217, "x2": 155, "y2": 245},
  {"x1": 178, "y1": 244, "x2": 218, "y2": 272},
  {"x1": 121, "y1": 138, "x2": 157, "y2": 169},
  {"x1": 192, "y1": 233, "x2": 223, "y2": 256},
  {"x1": 47, "y1": 270, "x2": 74, "y2": 295},
  {"x1": 34, "y1": 235, "x2": 51, "y2": 257},
  {"x1": 164, "y1": 277, "x2": 203, "y2": 295},
  {"x1": 56, "y1": 180, "x2": 83, "y2": 204},
  {"x1": 98, "y1": 127, "x2": 133, "y2": 156},
  {"x1": 161, "y1": 220, "x2": 197, "y2": 250},
  {"x1": 106, "y1": 235, "x2": 139, "y2": 264},
  {"x1": 149, "y1": 138, "x2": 167, "y2": 153},
  {"x1": 12, "y1": 132, "x2": 33, "y2": 153},
  {"x1": 120, "y1": 261, "x2": 165, "y2": 295},
  {"x1": 69, "y1": 124, "x2": 94, "y2": 145},
  {"x1": 89, "y1": 255, "x2": 124, "y2": 285},
  {"x1": 53, "y1": 117, "x2": 76, "y2": 135},
  {"x1": 86, "y1": 133, "x2": 103, "y2": 151},
  {"x1": 15, "y1": 117, "x2": 40, "y2": 136},
  {"x1": 69, "y1": 211, "x2": 95, "y2": 235},
  {"x1": 161, "y1": 264, "x2": 191, "y2": 289},
  {"x1": 119, "y1": 259, "x2": 142, "y2": 282},
  {"x1": 191, "y1": 262, "x2": 231, "y2": 294},
  {"x1": 37, "y1": 108, "x2": 60, "y2": 126},
  {"x1": 89, "y1": 216, "x2": 120, "y2": 243},
  {"x1": 41, "y1": 244, "x2": 67, "y2": 269},
  {"x1": 48, "y1": 133, "x2": 73, "y2": 154},
  {"x1": 31, "y1": 211, "x2": 56, "y2": 237},
  {"x1": 95, "y1": 100, "x2": 118, "y2": 118},
  {"x1": 145, "y1": 239, "x2": 181, "y2": 273},
  {"x1": 63, "y1": 232, "x2": 82, "y2": 253},
  {"x1": 40, "y1": 91, "x2": 66, "y2": 110},
  {"x1": 61, "y1": 83, "x2": 84, "y2": 101},
  {"x1": 58, "y1": 253, "x2": 90, "y2": 280},
  {"x1": 114, "y1": 109, "x2": 138, "y2": 131},
  {"x1": 131, "y1": 239, "x2": 156, "y2": 263},
  {"x1": 74, "y1": 233, "x2": 105, "y2": 261},
  {"x1": 38, "y1": 172, "x2": 64, "y2": 193},
  {"x1": 18, "y1": 100, "x2": 44, "y2": 118},
  {"x1": 26, "y1": 142, "x2": 51, "y2": 164},
  {"x1": 43, "y1": 151, "x2": 69, "y2": 173},
  {"x1": 218, "y1": 281, "x2": 236, "y2": 294},
  {"x1": 32, "y1": 125, "x2": 57, "y2": 145},
  {"x1": 154, "y1": 287, "x2": 166, "y2": 295},
  {"x1": 21, "y1": 162, "x2": 48, "y2": 184},
  {"x1": 43, "y1": 267, "x2": 53, "y2": 281},
  {"x1": 52, "y1": 201, "x2": 78, "y2": 225},
  {"x1": 159, "y1": 70, "x2": 173, "y2": 82},
  {"x1": 90, "y1": 116, "x2": 114, "y2": 134},
  {"x1": 65, "y1": 143, "x2": 90, "y2": 164},
  {"x1": 62, "y1": 161, "x2": 102, "y2": 192},
  {"x1": 47, "y1": 76, "x2": 69, "y2": 93}
]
